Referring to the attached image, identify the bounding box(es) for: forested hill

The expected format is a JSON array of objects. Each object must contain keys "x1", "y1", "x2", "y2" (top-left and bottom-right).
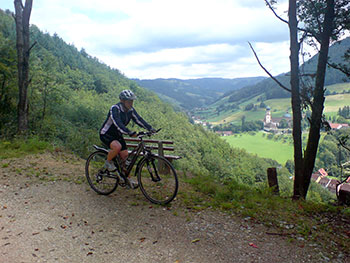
[
  {"x1": 220, "y1": 37, "x2": 350, "y2": 105},
  {"x1": 0, "y1": 8, "x2": 281, "y2": 184},
  {"x1": 133, "y1": 77, "x2": 265, "y2": 110}
]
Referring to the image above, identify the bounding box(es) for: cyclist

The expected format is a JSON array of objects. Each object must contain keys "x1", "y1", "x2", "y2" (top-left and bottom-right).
[{"x1": 100, "y1": 89, "x2": 155, "y2": 188}]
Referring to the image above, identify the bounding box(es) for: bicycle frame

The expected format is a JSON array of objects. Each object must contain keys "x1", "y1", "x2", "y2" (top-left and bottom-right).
[
  {"x1": 87, "y1": 128, "x2": 178, "y2": 204},
  {"x1": 93, "y1": 129, "x2": 161, "y2": 177},
  {"x1": 124, "y1": 138, "x2": 149, "y2": 176}
]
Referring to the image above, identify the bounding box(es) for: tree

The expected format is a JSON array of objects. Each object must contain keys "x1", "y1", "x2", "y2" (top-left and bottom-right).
[
  {"x1": 0, "y1": 31, "x2": 17, "y2": 132},
  {"x1": 278, "y1": 119, "x2": 289, "y2": 128},
  {"x1": 257, "y1": 0, "x2": 350, "y2": 199},
  {"x1": 241, "y1": 115, "x2": 246, "y2": 127},
  {"x1": 14, "y1": 0, "x2": 34, "y2": 134},
  {"x1": 293, "y1": 0, "x2": 350, "y2": 199}
]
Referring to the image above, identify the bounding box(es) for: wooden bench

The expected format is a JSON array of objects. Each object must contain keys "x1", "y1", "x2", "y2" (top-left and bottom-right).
[{"x1": 124, "y1": 137, "x2": 181, "y2": 162}]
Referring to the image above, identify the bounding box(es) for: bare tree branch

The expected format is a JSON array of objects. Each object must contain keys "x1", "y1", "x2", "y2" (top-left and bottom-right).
[
  {"x1": 339, "y1": 139, "x2": 350, "y2": 152},
  {"x1": 28, "y1": 41, "x2": 37, "y2": 54},
  {"x1": 248, "y1": 41, "x2": 291, "y2": 93},
  {"x1": 327, "y1": 62, "x2": 350, "y2": 77},
  {"x1": 311, "y1": 1, "x2": 323, "y2": 37},
  {"x1": 265, "y1": 0, "x2": 320, "y2": 42},
  {"x1": 264, "y1": 0, "x2": 288, "y2": 24}
]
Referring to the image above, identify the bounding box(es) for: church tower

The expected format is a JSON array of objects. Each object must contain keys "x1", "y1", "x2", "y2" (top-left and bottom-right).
[{"x1": 265, "y1": 107, "x2": 271, "y2": 124}]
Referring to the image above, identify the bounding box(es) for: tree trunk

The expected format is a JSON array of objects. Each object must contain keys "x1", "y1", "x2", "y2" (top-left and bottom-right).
[
  {"x1": 14, "y1": 0, "x2": 33, "y2": 134},
  {"x1": 288, "y1": 0, "x2": 304, "y2": 200},
  {"x1": 301, "y1": 0, "x2": 335, "y2": 199}
]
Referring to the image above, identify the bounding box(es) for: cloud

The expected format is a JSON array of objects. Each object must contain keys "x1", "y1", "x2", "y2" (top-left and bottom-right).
[
  {"x1": 3, "y1": 0, "x2": 291, "y2": 79},
  {"x1": 78, "y1": 0, "x2": 289, "y2": 53},
  {"x1": 98, "y1": 40, "x2": 290, "y2": 79}
]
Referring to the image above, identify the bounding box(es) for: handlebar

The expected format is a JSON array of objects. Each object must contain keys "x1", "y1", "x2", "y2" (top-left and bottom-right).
[{"x1": 137, "y1": 128, "x2": 161, "y2": 138}]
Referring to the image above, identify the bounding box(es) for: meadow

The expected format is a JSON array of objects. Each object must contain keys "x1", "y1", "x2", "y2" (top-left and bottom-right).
[{"x1": 223, "y1": 132, "x2": 294, "y2": 165}]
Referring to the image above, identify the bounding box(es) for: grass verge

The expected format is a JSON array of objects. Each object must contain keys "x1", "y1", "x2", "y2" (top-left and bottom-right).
[
  {"x1": 180, "y1": 173, "x2": 350, "y2": 259},
  {"x1": 0, "y1": 136, "x2": 52, "y2": 160}
]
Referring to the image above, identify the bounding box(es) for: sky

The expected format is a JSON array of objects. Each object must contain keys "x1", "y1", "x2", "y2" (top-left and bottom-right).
[{"x1": 1, "y1": 0, "x2": 294, "y2": 80}]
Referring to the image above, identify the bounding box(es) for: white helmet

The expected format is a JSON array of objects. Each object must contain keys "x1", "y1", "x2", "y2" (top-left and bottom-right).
[{"x1": 119, "y1": 90, "x2": 137, "y2": 100}]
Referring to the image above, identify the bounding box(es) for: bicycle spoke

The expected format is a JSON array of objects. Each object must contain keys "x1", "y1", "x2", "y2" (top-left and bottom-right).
[
  {"x1": 85, "y1": 151, "x2": 118, "y2": 195},
  {"x1": 138, "y1": 156, "x2": 178, "y2": 204}
]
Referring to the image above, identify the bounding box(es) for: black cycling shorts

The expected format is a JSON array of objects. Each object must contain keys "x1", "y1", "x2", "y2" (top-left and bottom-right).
[{"x1": 100, "y1": 133, "x2": 127, "y2": 151}]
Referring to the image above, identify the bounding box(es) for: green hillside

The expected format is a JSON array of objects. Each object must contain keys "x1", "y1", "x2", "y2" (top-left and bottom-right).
[
  {"x1": 197, "y1": 82, "x2": 350, "y2": 125},
  {"x1": 0, "y1": 8, "x2": 278, "y2": 186},
  {"x1": 134, "y1": 77, "x2": 265, "y2": 110}
]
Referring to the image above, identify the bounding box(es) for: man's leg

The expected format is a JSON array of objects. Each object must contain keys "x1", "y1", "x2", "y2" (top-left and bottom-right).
[
  {"x1": 119, "y1": 149, "x2": 128, "y2": 162},
  {"x1": 107, "y1": 140, "x2": 122, "y2": 161},
  {"x1": 104, "y1": 140, "x2": 122, "y2": 171},
  {"x1": 119, "y1": 149, "x2": 138, "y2": 189}
]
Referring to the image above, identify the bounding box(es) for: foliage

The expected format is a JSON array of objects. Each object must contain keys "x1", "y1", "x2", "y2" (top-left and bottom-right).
[
  {"x1": 338, "y1": 106, "x2": 350, "y2": 119},
  {"x1": 0, "y1": 136, "x2": 51, "y2": 159},
  {"x1": 213, "y1": 120, "x2": 263, "y2": 133},
  {"x1": 316, "y1": 129, "x2": 350, "y2": 178}
]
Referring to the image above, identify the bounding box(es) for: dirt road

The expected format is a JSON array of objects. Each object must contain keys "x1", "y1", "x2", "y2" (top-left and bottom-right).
[{"x1": 0, "y1": 153, "x2": 346, "y2": 262}]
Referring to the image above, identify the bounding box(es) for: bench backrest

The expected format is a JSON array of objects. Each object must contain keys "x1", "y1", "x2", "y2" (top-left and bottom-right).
[{"x1": 124, "y1": 137, "x2": 180, "y2": 161}]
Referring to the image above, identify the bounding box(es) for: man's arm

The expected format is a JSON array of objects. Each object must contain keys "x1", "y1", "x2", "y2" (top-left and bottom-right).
[{"x1": 131, "y1": 109, "x2": 153, "y2": 131}]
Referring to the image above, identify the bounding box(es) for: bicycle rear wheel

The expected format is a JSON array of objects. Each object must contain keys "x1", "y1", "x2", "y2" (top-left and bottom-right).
[
  {"x1": 85, "y1": 150, "x2": 118, "y2": 195},
  {"x1": 137, "y1": 155, "x2": 178, "y2": 205}
]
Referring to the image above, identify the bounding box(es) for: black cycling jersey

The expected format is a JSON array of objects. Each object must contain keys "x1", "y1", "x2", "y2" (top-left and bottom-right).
[{"x1": 100, "y1": 102, "x2": 152, "y2": 138}]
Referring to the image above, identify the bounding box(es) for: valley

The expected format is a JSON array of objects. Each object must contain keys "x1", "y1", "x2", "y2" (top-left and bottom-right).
[{"x1": 194, "y1": 82, "x2": 350, "y2": 126}]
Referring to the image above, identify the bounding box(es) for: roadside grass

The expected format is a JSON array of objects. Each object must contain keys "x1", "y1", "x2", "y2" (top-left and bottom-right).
[
  {"x1": 181, "y1": 173, "x2": 350, "y2": 257},
  {"x1": 0, "y1": 136, "x2": 52, "y2": 160}
]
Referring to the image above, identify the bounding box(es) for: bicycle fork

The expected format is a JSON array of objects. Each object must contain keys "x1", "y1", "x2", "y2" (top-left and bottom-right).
[{"x1": 146, "y1": 159, "x2": 161, "y2": 182}]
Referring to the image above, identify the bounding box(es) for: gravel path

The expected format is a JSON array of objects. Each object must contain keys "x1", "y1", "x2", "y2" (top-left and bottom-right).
[{"x1": 0, "y1": 153, "x2": 346, "y2": 262}]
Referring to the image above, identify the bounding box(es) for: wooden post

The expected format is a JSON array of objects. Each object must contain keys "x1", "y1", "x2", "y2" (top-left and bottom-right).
[
  {"x1": 267, "y1": 167, "x2": 279, "y2": 195},
  {"x1": 338, "y1": 190, "x2": 350, "y2": 205},
  {"x1": 157, "y1": 141, "x2": 164, "y2": 158},
  {"x1": 157, "y1": 141, "x2": 168, "y2": 173}
]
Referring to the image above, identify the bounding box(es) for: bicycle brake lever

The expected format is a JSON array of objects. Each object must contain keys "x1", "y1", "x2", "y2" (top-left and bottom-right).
[{"x1": 137, "y1": 131, "x2": 146, "y2": 137}]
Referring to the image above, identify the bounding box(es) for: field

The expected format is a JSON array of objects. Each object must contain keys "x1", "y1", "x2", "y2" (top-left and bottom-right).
[
  {"x1": 198, "y1": 82, "x2": 350, "y2": 125},
  {"x1": 324, "y1": 93, "x2": 350, "y2": 116},
  {"x1": 326, "y1": 82, "x2": 350, "y2": 93},
  {"x1": 223, "y1": 132, "x2": 294, "y2": 164}
]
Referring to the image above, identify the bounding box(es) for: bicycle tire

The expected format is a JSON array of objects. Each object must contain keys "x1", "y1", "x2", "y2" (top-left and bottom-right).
[
  {"x1": 137, "y1": 155, "x2": 178, "y2": 205},
  {"x1": 85, "y1": 150, "x2": 118, "y2": 195}
]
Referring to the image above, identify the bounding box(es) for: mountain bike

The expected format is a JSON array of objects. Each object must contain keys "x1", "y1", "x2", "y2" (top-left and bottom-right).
[{"x1": 85, "y1": 129, "x2": 178, "y2": 205}]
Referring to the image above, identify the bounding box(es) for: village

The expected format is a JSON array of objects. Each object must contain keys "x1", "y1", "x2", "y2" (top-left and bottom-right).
[
  {"x1": 192, "y1": 106, "x2": 349, "y2": 136},
  {"x1": 191, "y1": 107, "x2": 350, "y2": 202}
]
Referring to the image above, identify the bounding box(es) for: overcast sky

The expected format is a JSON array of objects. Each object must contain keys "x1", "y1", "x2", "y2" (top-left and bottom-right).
[{"x1": 2, "y1": 0, "x2": 293, "y2": 79}]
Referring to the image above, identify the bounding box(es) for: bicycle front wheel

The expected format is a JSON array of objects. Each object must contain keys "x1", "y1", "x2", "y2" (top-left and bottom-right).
[
  {"x1": 85, "y1": 150, "x2": 118, "y2": 195},
  {"x1": 137, "y1": 155, "x2": 178, "y2": 205}
]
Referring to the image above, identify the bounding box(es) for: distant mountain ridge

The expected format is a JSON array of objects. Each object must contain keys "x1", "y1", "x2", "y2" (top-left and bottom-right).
[
  {"x1": 193, "y1": 37, "x2": 350, "y2": 125},
  {"x1": 133, "y1": 77, "x2": 266, "y2": 110},
  {"x1": 221, "y1": 37, "x2": 350, "y2": 106}
]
